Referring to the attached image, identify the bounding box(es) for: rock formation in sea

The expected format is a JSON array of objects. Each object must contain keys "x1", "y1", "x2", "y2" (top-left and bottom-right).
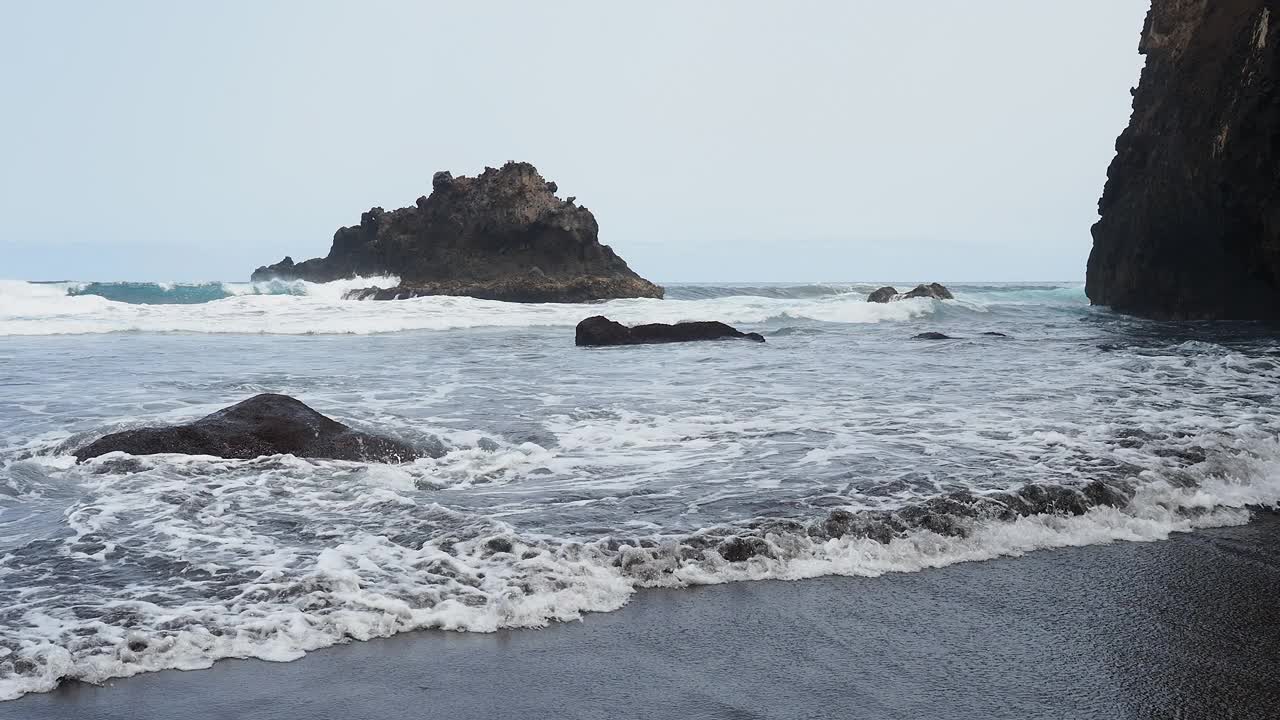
[
  {"x1": 866, "y1": 283, "x2": 954, "y2": 303},
  {"x1": 575, "y1": 316, "x2": 766, "y2": 346},
  {"x1": 867, "y1": 286, "x2": 899, "y2": 303},
  {"x1": 252, "y1": 162, "x2": 664, "y2": 303},
  {"x1": 1086, "y1": 0, "x2": 1279, "y2": 320},
  {"x1": 75, "y1": 394, "x2": 419, "y2": 463}
]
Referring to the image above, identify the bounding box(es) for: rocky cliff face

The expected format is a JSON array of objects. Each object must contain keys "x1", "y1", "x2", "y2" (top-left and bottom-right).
[
  {"x1": 1086, "y1": 0, "x2": 1279, "y2": 320},
  {"x1": 253, "y1": 162, "x2": 663, "y2": 303}
]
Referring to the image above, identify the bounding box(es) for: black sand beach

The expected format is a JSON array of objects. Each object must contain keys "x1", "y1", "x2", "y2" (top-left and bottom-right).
[{"x1": 7, "y1": 514, "x2": 1280, "y2": 720}]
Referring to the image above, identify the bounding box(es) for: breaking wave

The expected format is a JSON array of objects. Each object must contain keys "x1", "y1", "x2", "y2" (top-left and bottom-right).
[
  {"x1": 0, "y1": 279, "x2": 1082, "y2": 336},
  {"x1": 1, "y1": 432, "x2": 1276, "y2": 700}
]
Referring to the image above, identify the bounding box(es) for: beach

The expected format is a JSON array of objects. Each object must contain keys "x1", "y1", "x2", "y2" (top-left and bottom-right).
[{"x1": 9, "y1": 513, "x2": 1279, "y2": 720}]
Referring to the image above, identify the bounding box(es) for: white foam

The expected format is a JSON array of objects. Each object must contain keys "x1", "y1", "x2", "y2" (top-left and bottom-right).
[
  {"x1": 1, "y1": 436, "x2": 1277, "y2": 701},
  {"x1": 0, "y1": 279, "x2": 938, "y2": 336},
  {"x1": 219, "y1": 275, "x2": 401, "y2": 300}
]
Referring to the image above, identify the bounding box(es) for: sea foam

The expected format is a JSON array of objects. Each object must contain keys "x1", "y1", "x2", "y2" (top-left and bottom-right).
[
  {"x1": 0, "y1": 278, "x2": 951, "y2": 336},
  {"x1": 0, "y1": 435, "x2": 1276, "y2": 701}
]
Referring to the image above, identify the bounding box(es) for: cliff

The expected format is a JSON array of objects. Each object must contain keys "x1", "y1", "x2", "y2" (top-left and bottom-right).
[
  {"x1": 252, "y1": 162, "x2": 663, "y2": 303},
  {"x1": 1086, "y1": 0, "x2": 1279, "y2": 320}
]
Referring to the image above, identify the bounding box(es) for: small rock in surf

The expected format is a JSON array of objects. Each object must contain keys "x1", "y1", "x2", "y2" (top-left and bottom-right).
[
  {"x1": 902, "y1": 283, "x2": 954, "y2": 300},
  {"x1": 575, "y1": 316, "x2": 766, "y2": 346},
  {"x1": 867, "y1": 283, "x2": 954, "y2": 302},
  {"x1": 867, "y1": 286, "x2": 899, "y2": 303}
]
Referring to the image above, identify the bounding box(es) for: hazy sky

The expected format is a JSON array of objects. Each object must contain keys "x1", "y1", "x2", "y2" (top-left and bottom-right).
[{"x1": 2, "y1": 1, "x2": 1149, "y2": 283}]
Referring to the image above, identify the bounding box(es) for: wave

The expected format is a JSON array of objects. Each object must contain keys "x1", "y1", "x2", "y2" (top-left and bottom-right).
[
  {"x1": 0, "y1": 279, "x2": 1086, "y2": 336},
  {"x1": 951, "y1": 283, "x2": 1088, "y2": 306},
  {"x1": 0, "y1": 280, "x2": 939, "y2": 336},
  {"x1": 14, "y1": 279, "x2": 1086, "y2": 305},
  {"x1": 56, "y1": 277, "x2": 404, "y2": 304},
  {"x1": 1, "y1": 432, "x2": 1276, "y2": 700}
]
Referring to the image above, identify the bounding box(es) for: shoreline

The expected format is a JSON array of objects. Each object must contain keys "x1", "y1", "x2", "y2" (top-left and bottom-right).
[{"x1": 6, "y1": 513, "x2": 1280, "y2": 720}]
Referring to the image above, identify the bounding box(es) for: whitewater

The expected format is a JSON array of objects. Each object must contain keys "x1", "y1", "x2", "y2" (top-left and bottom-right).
[{"x1": 1, "y1": 278, "x2": 1279, "y2": 700}]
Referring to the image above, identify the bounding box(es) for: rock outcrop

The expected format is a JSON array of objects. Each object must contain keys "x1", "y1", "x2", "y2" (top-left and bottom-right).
[
  {"x1": 575, "y1": 316, "x2": 766, "y2": 346},
  {"x1": 75, "y1": 394, "x2": 419, "y2": 463},
  {"x1": 252, "y1": 162, "x2": 663, "y2": 303},
  {"x1": 903, "y1": 283, "x2": 954, "y2": 300},
  {"x1": 1086, "y1": 1, "x2": 1280, "y2": 320},
  {"x1": 867, "y1": 283, "x2": 954, "y2": 303},
  {"x1": 867, "y1": 286, "x2": 899, "y2": 303}
]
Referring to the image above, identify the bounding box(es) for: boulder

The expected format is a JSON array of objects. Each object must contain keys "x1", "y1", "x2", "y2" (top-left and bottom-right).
[
  {"x1": 902, "y1": 283, "x2": 954, "y2": 300},
  {"x1": 576, "y1": 316, "x2": 765, "y2": 346},
  {"x1": 912, "y1": 332, "x2": 954, "y2": 340},
  {"x1": 252, "y1": 162, "x2": 663, "y2": 304},
  {"x1": 867, "y1": 283, "x2": 953, "y2": 302},
  {"x1": 867, "y1": 286, "x2": 899, "y2": 303},
  {"x1": 75, "y1": 394, "x2": 419, "y2": 464}
]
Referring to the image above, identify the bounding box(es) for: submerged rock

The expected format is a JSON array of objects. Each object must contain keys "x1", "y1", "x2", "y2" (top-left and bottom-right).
[
  {"x1": 910, "y1": 331, "x2": 1009, "y2": 340},
  {"x1": 75, "y1": 394, "x2": 419, "y2": 463},
  {"x1": 575, "y1": 316, "x2": 766, "y2": 346},
  {"x1": 717, "y1": 536, "x2": 771, "y2": 562},
  {"x1": 867, "y1": 283, "x2": 953, "y2": 302},
  {"x1": 1086, "y1": 1, "x2": 1280, "y2": 320},
  {"x1": 252, "y1": 162, "x2": 663, "y2": 304}
]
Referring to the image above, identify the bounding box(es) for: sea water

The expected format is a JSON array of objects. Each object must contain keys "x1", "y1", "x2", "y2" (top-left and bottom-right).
[{"x1": 1, "y1": 278, "x2": 1278, "y2": 699}]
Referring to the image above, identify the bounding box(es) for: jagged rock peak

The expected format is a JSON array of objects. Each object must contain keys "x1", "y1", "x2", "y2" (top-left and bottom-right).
[{"x1": 251, "y1": 162, "x2": 663, "y2": 303}]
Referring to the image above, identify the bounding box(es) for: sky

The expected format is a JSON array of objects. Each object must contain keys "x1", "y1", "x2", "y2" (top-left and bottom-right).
[{"x1": 1, "y1": 1, "x2": 1150, "y2": 283}]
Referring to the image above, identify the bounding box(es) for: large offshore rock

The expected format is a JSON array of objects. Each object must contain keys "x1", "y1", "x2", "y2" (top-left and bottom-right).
[
  {"x1": 252, "y1": 162, "x2": 663, "y2": 303},
  {"x1": 1086, "y1": 1, "x2": 1280, "y2": 320},
  {"x1": 901, "y1": 283, "x2": 954, "y2": 301}
]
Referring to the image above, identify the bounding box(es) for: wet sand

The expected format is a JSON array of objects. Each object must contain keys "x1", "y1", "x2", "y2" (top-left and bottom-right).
[{"x1": 7, "y1": 514, "x2": 1280, "y2": 720}]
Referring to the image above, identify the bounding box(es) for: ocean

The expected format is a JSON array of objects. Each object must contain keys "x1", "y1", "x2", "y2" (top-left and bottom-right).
[{"x1": 1, "y1": 278, "x2": 1278, "y2": 701}]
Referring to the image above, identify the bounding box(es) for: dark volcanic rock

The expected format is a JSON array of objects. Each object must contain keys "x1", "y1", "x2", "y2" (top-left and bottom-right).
[
  {"x1": 912, "y1": 332, "x2": 954, "y2": 340},
  {"x1": 252, "y1": 162, "x2": 663, "y2": 304},
  {"x1": 717, "y1": 536, "x2": 771, "y2": 562},
  {"x1": 1086, "y1": 1, "x2": 1280, "y2": 320},
  {"x1": 75, "y1": 394, "x2": 419, "y2": 463},
  {"x1": 902, "y1": 283, "x2": 954, "y2": 300},
  {"x1": 867, "y1": 286, "x2": 899, "y2": 303},
  {"x1": 576, "y1": 316, "x2": 766, "y2": 346},
  {"x1": 867, "y1": 283, "x2": 953, "y2": 302}
]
